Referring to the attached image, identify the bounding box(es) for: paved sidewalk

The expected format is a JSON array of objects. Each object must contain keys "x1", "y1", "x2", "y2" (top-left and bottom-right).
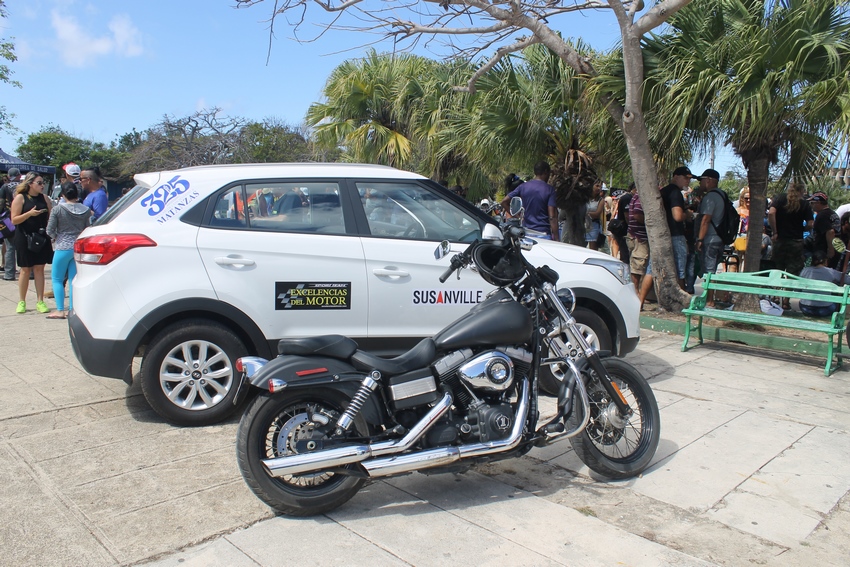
[{"x1": 1, "y1": 275, "x2": 849, "y2": 566}]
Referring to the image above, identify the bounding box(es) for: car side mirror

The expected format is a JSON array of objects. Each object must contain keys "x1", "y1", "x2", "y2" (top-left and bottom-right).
[
  {"x1": 481, "y1": 224, "x2": 502, "y2": 241},
  {"x1": 434, "y1": 240, "x2": 451, "y2": 260}
]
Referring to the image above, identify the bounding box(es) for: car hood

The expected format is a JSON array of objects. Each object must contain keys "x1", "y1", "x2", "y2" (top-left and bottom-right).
[{"x1": 530, "y1": 239, "x2": 619, "y2": 266}]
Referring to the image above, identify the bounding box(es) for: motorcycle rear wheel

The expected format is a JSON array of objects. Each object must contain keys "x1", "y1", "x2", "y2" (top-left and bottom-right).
[
  {"x1": 236, "y1": 388, "x2": 368, "y2": 516},
  {"x1": 566, "y1": 358, "x2": 660, "y2": 479}
]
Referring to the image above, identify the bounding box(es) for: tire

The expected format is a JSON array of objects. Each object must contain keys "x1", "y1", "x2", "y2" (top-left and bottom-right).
[
  {"x1": 566, "y1": 357, "x2": 660, "y2": 479},
  {"x1": 539, "y1": 306, "x2": 613, "y2": 396},
  {"x1": 236, "y1": 388, "x2": 368, "y2": 516},
  {"x1": 140, "y1": 319, "x2": 246, "y2": 426}
]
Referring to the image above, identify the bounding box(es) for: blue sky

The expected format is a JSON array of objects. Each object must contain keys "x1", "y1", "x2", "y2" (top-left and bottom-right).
[{"x1": 0, "y1": 0, "x2": 739, "y2": 176}]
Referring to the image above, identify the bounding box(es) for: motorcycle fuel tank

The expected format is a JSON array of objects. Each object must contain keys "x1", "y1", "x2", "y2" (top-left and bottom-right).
[{"x1": 433, "y1": 292, "x2": 533, "y2": 350}]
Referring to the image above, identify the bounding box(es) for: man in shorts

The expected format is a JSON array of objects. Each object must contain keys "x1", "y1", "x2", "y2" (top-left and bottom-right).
[
  {"x1": 695, "y1": 169, "x2": 725, "y2": 307},
  {"x1": 626, "y1": 187, "x2": 653, "y2": 309}
]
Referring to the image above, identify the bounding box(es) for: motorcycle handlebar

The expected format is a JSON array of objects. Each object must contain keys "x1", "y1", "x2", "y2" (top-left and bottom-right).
[{"x1": 439, "y1": 254, "x2": 463, "y2": 283}]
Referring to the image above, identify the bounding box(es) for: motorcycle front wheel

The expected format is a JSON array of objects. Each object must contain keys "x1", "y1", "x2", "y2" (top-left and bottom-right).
[
  {"x1": 566, "y1": 357, "x2": 660, "y2": 479},
  {"x1": 236, "y1": 388, "x2": 368, "y2": 516}
]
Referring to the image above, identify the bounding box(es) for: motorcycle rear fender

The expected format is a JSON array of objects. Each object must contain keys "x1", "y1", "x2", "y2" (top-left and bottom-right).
[{"x1": 248, "y1": 355, "x2": 384, "y2": 426}]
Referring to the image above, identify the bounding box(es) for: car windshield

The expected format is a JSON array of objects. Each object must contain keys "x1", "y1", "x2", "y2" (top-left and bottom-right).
[{"x1": 357, "y1": 182, "x2": 481, "y2": 242}]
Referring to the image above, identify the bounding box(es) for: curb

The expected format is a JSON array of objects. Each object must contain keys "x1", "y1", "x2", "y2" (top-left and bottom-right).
[{"x1": 640, "y1": 315, "x2": 837, "y2": 359}]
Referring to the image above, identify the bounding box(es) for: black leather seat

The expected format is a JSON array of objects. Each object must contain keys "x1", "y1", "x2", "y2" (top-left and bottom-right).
[
  {"x1": 350, "y1": 338, "x2": 437, "y2": 376},
  {"x1": 277, "y1": 335, "x2": 358, "y2": 359}
]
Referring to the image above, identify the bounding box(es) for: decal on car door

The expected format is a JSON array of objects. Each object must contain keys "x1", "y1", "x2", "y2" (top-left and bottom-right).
[
  {"x1": 412, "y1": 289, "x2": 484, "y2": 305},
  {"x1": 276, "y1": 282, "x2": 352, "y2": 310}
]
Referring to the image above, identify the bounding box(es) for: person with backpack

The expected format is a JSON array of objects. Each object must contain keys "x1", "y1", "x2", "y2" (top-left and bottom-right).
[{"x1": 695, "y1": 169, "x2": 729, "y2": 307}]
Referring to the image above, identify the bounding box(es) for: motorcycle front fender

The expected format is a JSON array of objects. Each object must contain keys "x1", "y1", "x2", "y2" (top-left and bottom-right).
[{"x1": 245, "y1": 355, "x2": 384, "y2": 426}]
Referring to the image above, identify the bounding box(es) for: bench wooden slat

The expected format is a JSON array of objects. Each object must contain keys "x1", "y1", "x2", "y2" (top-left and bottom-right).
[{"x1": 682, "y1": 269, "x2": 849, "y2": 375}]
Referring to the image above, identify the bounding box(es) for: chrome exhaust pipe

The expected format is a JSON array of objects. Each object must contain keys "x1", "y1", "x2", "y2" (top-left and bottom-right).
[
  {"x1": 363, "y1": 380, "x2": 530, "y2": 478},
  {"x1": 262, "y1": 392, "x2": 453, "y2": 478}
]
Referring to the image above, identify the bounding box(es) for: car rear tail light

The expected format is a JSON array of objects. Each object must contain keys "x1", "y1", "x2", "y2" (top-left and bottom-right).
[{"x1": 74, "y1": 234, "x2": 157, "y2": 265}]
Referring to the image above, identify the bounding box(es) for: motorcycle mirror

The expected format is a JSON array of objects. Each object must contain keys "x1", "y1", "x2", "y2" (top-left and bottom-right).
[
  {"x1": 481, "y1": 224, "x2": 502, "y2": 241},
  {"x1": 434, "y1": 240, "x2": 451, "y2": 260},
  {"x1": 557, "y1": 288, "x2": 576, "y2": 314},
  {"x1": 509, "y1": 197, "x2": 524, "y2": 217}
]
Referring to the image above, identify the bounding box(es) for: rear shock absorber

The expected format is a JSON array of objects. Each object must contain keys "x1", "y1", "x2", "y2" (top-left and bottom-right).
[{"x1": 336, "y1": 372, "x2": 380, "y2": 434}]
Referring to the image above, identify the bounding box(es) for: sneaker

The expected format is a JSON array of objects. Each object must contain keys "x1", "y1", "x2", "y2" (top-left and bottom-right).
[
  {"x1": 36, "y1": 301, "x2": 49, "y2": 313},
  {"x1": 16, "y1": 301, "x2": 25, "y2": 314}
]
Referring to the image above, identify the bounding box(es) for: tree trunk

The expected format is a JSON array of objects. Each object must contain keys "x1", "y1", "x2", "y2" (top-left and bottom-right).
[
  {"x1": 736, "y1": 151, "x2": 771, "y2": 312},
  {"x1": 612, "y1": 26, "x2": 689, "y2": 312}
]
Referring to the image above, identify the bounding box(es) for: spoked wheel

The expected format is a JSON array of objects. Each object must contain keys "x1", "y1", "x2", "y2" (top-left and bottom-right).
[
  {"x1": 566, "y1": 357, "x2": 660, "y2": 479},
  {"x1": 236, "y1": 389, "x2": 368, "y2": 516}
]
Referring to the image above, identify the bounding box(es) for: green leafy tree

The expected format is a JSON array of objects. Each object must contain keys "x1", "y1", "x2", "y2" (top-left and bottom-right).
[
  {"x1": 643, "y1": 0, "x2": 850, "y2": 275},
  {"x1": 235, "y1": 118, "x2": 311, "y2": 163},
  {"x1": 0, "y1": 0, "x2": 21, "y2": 134},
  {"x1": 307, "y1": 49, "x2": 437, "y2": 169},
  {"x1": 17, "y1": 125, "x2": 126, "y2": 180}
]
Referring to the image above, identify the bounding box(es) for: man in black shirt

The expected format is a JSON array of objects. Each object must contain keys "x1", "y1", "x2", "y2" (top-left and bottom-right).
[
  {"x1": 660, "y1": 166, "x2": 693, "y2": 289},
  {"x1": 809, "y1": 192, "x2": 841, "y2": 268}
]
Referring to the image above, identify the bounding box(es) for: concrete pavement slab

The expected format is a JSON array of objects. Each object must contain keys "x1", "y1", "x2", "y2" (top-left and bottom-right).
[
  {"x1": 629, "y1": 411, "x2": 812, "y2": 512},
  {"x1": 327, "y1": 479, "x2": 561, "y2": 566},
  {"x1": 385, "y1": 471, "x2": 712, "y2": 566},
  {"x1": 225, "y1": 515, "x2": 411, "y2": 567},
  {"x1": 708, "y1": 490, "x2": 821, "y2": 547},
  {"x1": 142, "y1": 538, "x2": 261, "y2": 567},
  {"x1": 0, "y1": 443, "x2": 117, "y2": 567}
]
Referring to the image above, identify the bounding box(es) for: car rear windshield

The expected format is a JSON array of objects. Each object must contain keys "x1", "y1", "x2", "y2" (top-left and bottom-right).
[{"x1": 93, "y1": 185, "x2": 148, "y2": 225}]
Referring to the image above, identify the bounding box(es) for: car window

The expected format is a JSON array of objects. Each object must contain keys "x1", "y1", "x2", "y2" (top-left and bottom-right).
[
  {"x1": 210, "y1": 186, "x2": 249, "y2": 228},
  {"x1": 357, "y1": 182, "x2": 481, "y2": 242},
  {"x1": 246, "y1": 182, "x2": 345, "y2": 235},
  {"x1": 94, "y1": 185, "x2": 148, "y2": 225}
]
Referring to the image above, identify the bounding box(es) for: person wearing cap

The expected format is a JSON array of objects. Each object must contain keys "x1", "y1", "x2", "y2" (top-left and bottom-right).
[
  {"x1": 809, "y1": 191, "x2": 841, "y2": 268},
  {"x1": 660, "y1": 166, "x2": 693, "y2": 289},
  {"x1": 0, "y1": 167, "x2": 22, "y2": 281},
  {"x1": 695, "y1": 168, "x2": 725, "y2": 307},
  {"x1": 501, "y1": 161, "x2": 559, "y2": 241},
  {"x1": 53, "y1": 163, "x2": 82, "y2": 202},
  {"x1": 768, "y1": 181, "x2": 813, "y2": 280}
]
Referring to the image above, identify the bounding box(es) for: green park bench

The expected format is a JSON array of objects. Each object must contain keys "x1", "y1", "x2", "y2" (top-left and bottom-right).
[{"x1": 681, "y1": 269, "x2": 850, "y2": 375}]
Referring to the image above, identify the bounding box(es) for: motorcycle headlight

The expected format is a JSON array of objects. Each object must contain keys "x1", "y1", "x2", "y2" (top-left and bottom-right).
[{"x1": 584, "y1": 258, "x2": 631, "y2": 286}]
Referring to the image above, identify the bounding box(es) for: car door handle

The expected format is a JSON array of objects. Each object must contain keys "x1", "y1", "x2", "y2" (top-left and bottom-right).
[
  {"x1": 373, "y1": 268, "x2": 410, "y2": 278},
  {"x1": 215, "y1": 256, "x2": 256, "y2": 267}
]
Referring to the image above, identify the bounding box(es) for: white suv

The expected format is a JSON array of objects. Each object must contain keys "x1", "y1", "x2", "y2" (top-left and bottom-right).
[{"x1": 69, "y1": 163, "x2": 640, "y2": 425}]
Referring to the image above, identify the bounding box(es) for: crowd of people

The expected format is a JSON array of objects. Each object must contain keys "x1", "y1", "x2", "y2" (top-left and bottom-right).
[
  {"x1": 0, "y1": 163, "x2": 103, "y2": 318},
  {"x1": 488, "y1": 161, "x2": 850, "y2": 316}
]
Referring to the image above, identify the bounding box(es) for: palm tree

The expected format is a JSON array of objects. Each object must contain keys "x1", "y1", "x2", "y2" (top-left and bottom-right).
[
  {"x1": 643, "y1": 0, "x2": 850, "y2": 274},
  {"x1": 306, "y1": 49, "x2": 439, "y2": 169}
]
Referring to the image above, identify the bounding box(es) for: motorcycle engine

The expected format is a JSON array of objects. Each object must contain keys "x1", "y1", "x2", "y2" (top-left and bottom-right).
[{"x1": 423, "y1": 347, "x2": 533, "y2": 446}]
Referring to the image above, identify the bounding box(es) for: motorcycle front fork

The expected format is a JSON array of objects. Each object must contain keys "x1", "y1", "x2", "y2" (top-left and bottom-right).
[{"x1": 541, "y1": 284, "x2": 633, "y2": 420}]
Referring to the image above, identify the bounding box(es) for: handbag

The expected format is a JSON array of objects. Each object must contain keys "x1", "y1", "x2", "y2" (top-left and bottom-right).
[
  {"x1": 0, "y1": 210, "x2": 14, "y2": 239},
  {"x1": 733, "y1": 235, "x2": 747, "y2": 252},
  {"x1": 26, "y1": 230, "x2": 48, "y2": 253}
]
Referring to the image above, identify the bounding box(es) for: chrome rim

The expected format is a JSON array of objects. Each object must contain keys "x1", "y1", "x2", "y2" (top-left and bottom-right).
[
  {"x1": 574, "y1": 322, "x2": 601, "y2": 350},
  {"x1": 585, "y1": 377, "x2": 645, "y2": 460},
  {"x1": 159, "y1": 340, "x2": 234, "y2": 411}
]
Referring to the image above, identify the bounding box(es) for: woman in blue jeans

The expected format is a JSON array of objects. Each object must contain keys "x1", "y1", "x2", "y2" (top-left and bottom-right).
[{"x1": 45, "y1": 182, "x2": 91, "y2": 319}]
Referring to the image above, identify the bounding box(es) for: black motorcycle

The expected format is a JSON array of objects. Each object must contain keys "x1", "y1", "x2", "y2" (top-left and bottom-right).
[{"x1": 235, "y1": 200, "x2": 660, "y2": 516}]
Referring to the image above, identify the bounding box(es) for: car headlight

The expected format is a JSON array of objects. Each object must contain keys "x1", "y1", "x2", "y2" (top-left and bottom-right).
[{"x1": 584, "y1": 258, "x2": 631, "y2": 286}]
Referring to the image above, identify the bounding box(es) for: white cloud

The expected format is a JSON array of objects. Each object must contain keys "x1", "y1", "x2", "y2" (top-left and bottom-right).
[{"x1": 50, "y1": 10, "x2": 143, "y2": 67}]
